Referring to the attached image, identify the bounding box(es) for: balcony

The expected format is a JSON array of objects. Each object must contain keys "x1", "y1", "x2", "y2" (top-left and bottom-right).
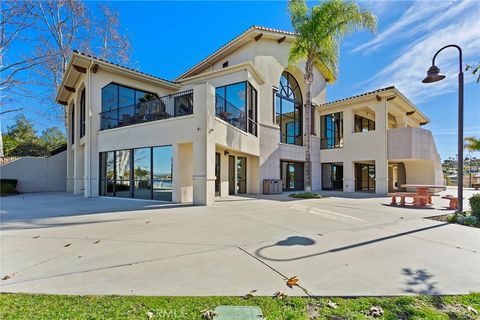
[
  {"x1": 387, "y1": 127, "x2": 440, "y2": 161},
  {"x1": 100, "y1": 90, "x2": 193, "y2": 130}
]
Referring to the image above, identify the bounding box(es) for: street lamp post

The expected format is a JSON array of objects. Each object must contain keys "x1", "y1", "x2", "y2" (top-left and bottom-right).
[{"x1": 422, "y1": 44, "x2": 464, "y2": 212}]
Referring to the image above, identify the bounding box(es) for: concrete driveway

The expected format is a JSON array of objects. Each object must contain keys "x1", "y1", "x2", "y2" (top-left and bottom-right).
[{"x1": 1, "y1": 189, "x2": 479, "y2": 296}]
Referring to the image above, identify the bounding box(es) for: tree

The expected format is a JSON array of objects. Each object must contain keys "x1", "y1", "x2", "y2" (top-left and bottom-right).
[
  {"x1": 0, "y1": 1, "x2": 131, "y2": 120},
  {"x1": 288, "y1": 0, "x2": 376, "y2": 191},
  {"x1": 39, "y1": 127, "x2": 66, "y2": 150},
  {"x1": 466, "y1": 63, "x2": 479, "y2": 83},
  {"x1": 1, "y1": 114, "x2": 66, "y2": 157},
  {"x1": 465, "y1": 137, "x2": 480, "y2": 152}
]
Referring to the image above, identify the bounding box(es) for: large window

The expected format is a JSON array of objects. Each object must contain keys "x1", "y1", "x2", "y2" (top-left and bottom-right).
[
  {"x1": 99, "y1": 145, "x2": 172, "y2": 201},
  {"x1": 215, "y1": 81, "x2": 257, "y2": 136},
  {"x1": 101, "y1": 83, "x2": 159, "y2": 130},
  {"x1": 320, "y1": 112, "x2": 343, "y2": 149},
  {"x1": 354, "y1": 115, "x2": 375, "y2": 132},
  {"x1": 275, "y1": 72, "x2": 303, "y2": 145},
  {"x1": 80, "y1": 88, "x2": 86, "y2": 138}
]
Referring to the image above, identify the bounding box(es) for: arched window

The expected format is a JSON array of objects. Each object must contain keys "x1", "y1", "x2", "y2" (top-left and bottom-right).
[{"x1": 275, "y1": 71, "x2": 303, "y2": 145}]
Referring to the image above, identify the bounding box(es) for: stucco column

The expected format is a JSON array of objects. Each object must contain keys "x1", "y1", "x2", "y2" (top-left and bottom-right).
[
  {"x1": 66, "y1": 106, "x2": 74, "y2": 192},
  {"x1": 342, "y1": 109, "x2": 355, "y2": 192},
  {"x1": 172, "y1": 142, "x2": 193, "y2": 203},
  {"x1": 192, "y1": 83, "x2": 216, "y2": 206},
  {"x1": 374, "y1": 101, "x2": 388, "y2": 194}
]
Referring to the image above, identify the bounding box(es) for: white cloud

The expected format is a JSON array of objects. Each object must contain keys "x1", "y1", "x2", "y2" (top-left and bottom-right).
[
  {"x1": 352, "y1": 0, "x2": 452, "y2": 53},
  {"x1": 352, "y1": 0, "x2": 478, "y2": 55},
  {"x1": 359, "y1": 2, "x2": 480, "y2": 101}
]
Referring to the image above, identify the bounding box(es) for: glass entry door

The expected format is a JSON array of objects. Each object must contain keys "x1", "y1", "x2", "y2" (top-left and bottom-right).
[
  {"x1": 215, "y1": 153, "x2": 220, "y2": 196},
  {"x1": 322, "y1": 163, "x2": 343, "y2": 190},
  {"x1": 355, "y1": 163, "x2": 375, "y2": 192},
  {"x1": 228, "y1": 156, "x2": 235, "y2": 195},
  {"x1": 237, "y1": 157, "x2": 247, "y2": 194},
  {"x1": 280, "y1": 161, "x2": 304, "y2": 191}
]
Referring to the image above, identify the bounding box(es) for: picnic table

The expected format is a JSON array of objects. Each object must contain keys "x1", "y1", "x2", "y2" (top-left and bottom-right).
[{"x1": 400, "y1": 184, "x2": 446, "y2": 208}]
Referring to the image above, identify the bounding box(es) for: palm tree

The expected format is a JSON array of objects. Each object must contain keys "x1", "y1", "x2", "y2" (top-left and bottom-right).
[
  {"x1": 465, "y1": 136, "x2": 480, "y2": 152},
  {"x1": 288, "y1": 0, "x2": 376, "y2": 192}
]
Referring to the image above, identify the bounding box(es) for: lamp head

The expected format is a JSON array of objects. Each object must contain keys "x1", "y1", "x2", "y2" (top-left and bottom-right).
[{"x1": 422, "y1": 65, "x2": 446, "y2": 83}]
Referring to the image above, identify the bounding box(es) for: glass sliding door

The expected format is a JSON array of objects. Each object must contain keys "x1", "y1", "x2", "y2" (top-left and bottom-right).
[
  {"x1": 99, "y1": 145, "x2": 172, "y2": 201},
  {"x1": 115, "y1": 150, "x2": 131, "y2": 198},
  {"x1": 133, "y1": 148, "x2": 151, "y2": 199},
  {"x1": 322, "y1": 163, "x2": 343, "y2": 191},
  {"x1": 153, "y1": 146, "x2": 173, "y2": 201},
  {"x1": 280, "y1": 161, "x2": 304, "y2": 191}
]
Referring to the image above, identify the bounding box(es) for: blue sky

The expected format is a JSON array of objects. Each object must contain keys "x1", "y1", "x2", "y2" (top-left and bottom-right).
[{"x1": 3, "y1": 0, "x2": 479, "y2": 160}]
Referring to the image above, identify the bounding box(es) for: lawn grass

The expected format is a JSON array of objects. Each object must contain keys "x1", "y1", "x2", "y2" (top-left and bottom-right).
[{"x1": 1, "y1": 293, "x2": 479, "y2": 319}]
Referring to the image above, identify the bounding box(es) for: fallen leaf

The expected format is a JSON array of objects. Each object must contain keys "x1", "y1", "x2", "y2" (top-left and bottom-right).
[
  {"x1": 77, "y1": 255, "x2": 82, "y2": 258},
  {"x1": 145, "y1": 221, "x2": 151, "y2": 224},
  {"x1": 64, "y1": 243, "x2": 72, "y2": 247},
  {"x1": 1, "y1": 274, "x2": 14, "y2": 281},
  {"x1": 32, "y1": 235, "x2": 40, "y2": 239},
  {"x1": 327, "y1": 300, "x2": 338, "y2": 309},
  {"x1": 146, "y1": 310, "x2": 154, "y2": 319},
  {"x1": 369, "y1": 306, "x2": 384, "y2": 317},
  {"x1": 94, "y1": 240, "x2": 101, "y2": 244},
  {"x1": 274, "y1": 291, "x2": 287, "y2": 299},
  {"x1": 286, "y1": 275, "x2": 299, "y2": 288},
  {"x1": 243, "y1": 289, "x2": 257, "y2": 299},
  {"x1": 200, "y1": 309, "x2": 216, "y2": 319},
  {"x1": 467, "y1": 306, "x2": 478, "y2": 315}
]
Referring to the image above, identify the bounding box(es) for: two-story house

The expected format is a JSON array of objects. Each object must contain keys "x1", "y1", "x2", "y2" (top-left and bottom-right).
[{"x1": 55, "y1": 26, "x2": 443, "y2": 205}]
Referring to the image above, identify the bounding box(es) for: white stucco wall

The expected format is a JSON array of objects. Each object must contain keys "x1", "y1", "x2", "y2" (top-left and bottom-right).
[{"x1": 0, "y1": 151, "x2": 67, "y2": 193}]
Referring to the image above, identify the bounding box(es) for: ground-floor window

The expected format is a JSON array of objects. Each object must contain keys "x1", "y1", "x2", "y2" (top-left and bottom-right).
[
  {"x1": 237, "y1": 156, "x2": 247, "y2": 194},
  {"x1": 280, "y1": 161, "x2": 304, "y2": 191},
  {"x1": 322, "y1": 163, "x2": 343, "y2": 190},
  {"x1": 355, "y1": 163, "x2": 375, "y2": 192},
  {"x1": 99, "y1": 145, "x2": 172, "y2": 201}
]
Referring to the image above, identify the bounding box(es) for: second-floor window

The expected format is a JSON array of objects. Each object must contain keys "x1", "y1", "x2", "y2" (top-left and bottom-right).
[
  {"x1": 215, "y1": 81, "x2": 257, "y2": 136},
  {"x1": 71, "y1": 103, "x2": 75, "y2": 144},
  {"x1": 101, "y1": 83, "x2": 159, "y2": 130},
  {"x1": 275, "y1": 71, "x2": 303, "y2": 146},
  {"x1": 354, "y1": 114, "x2": 375, "y2": 132},
  {"x1": 80, "y1": 88, "x2": 86, "y2": 137},
  {"x1": 320, "y1": 112, "x2": 343, "y2": 149}
]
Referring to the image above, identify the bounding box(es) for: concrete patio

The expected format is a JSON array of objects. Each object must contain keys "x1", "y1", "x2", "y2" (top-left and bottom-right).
[{"x1": 1, "y1": 189, "x2": 479, "y2": 296}]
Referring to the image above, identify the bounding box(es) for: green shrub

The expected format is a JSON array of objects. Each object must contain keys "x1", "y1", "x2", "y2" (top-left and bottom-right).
[
  {"x1": 469, "y1": 194, "x2": 480, "y2": 216},
  {"x1": 447, "y1": 214, "x2": 457, "y2": 223},
  {"x1": 0, "y1": 179, "x2": 18, "y2": 194},
  {"x1": 455, "y1": 214, "x2": 466, "y2": 225},
  {"x1": 464, "y1": 215, "x2": 478, "y2": 226},
  {"x1": 288, "y1": 192, "x2": 322, "y2": 199}
]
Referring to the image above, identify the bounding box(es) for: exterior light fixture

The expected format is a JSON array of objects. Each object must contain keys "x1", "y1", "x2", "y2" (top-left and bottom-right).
[{"x1": 422, "y1": 44, "x2": 464, "y2": 212}]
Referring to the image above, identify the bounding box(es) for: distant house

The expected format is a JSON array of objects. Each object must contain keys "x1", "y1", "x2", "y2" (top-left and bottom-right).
[{"x1": 56, "y1": 26, "x2": 443, "y2": 205}]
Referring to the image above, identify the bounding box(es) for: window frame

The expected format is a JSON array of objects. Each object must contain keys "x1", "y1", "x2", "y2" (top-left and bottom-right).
[
  {"x1": 354, "y1": 114, "x2": 375, "y2": 133},
  {"x1": 275, "y1": 71, "x2": 303, "y2": 146},
  {"x1": 320, "y1": 112, "x2": 344, "y2": 149},
  {"x1": 80, "y1": 88, "x2": 86, "y2": 138},
  {"x1": 100, "y1": 82, "x2": 159, "y2": 130},
  {"x1": 215, "y1": 81, "x2": 258, "y2": 136}
]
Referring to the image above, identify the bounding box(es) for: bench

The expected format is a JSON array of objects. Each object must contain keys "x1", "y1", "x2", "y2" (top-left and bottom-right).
[
  {"x1": 441, "y1": 195, "x2": 458, "y2": 210},
  {"x1": 390, "y1": 192, "x2": 432, "y2": 208}
]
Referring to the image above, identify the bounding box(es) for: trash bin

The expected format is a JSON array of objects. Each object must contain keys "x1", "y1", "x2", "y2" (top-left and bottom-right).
[
  {"x1": 275, "y1": 179, "x2": 282, "y2": 194},
  {"x1": 263, "y1": 179, "x2": 273, "y2": 194}
]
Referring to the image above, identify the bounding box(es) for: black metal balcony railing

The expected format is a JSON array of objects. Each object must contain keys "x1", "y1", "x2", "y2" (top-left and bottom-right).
[
  {"x1": 100, "y1": 90, "x2": 193, "y2": 130},
  {"x1": 320, "y1": 136, "x2": 344, "y2": 149},
  {"x1": 215, "y1": 95, "x2": 257, "y2": 136}
]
